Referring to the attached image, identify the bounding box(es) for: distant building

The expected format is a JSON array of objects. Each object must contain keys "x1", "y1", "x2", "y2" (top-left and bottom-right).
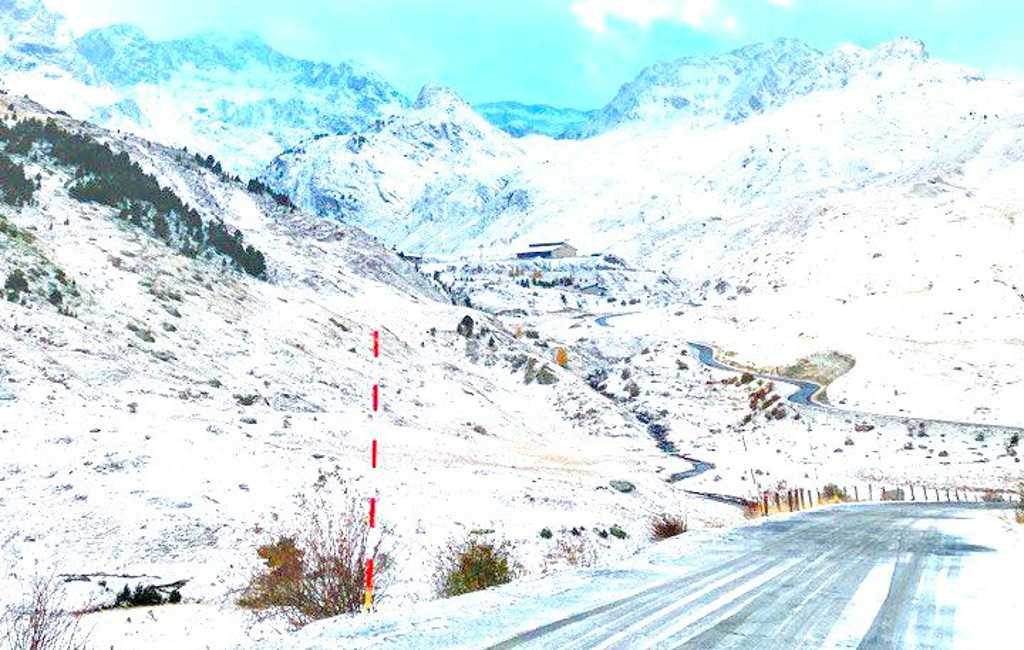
[
  {"x1": 516, "y1": 241, "x2": 578, "y2": 260},
  {"x1": 580, "y1": 283, "x2": 607, "y2": 297}
]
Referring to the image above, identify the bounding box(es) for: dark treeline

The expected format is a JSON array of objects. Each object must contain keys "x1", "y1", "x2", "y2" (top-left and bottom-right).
[{"x1": 0, "y1": 118, "x2": 267, "y2": 278}]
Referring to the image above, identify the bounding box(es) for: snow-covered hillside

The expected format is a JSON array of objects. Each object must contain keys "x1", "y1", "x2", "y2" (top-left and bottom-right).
[
  {"x1": 262, "y1": 37, "x2": 1024, "y2": 426},
  {"x1": 263, "y1": 85, "x2": 532, "y2": 252},
  {"x1": 564, "y1": 37, "x2": 932, "y2": 137},
  {"x1": 0, "y1": 90, "x2": 706, "y2": 647},
  {"x1": 0, "y1": 0, "x2": 407, "y2": 177}
]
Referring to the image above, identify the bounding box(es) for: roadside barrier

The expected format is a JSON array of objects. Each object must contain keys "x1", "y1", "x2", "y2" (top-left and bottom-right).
[{"x1": 749, "y1": 482, "x2": 1018, "y2": 518}]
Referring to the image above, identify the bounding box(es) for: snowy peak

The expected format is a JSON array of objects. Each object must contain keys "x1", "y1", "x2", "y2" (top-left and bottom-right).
[
  {"x1": 413, "y1": 84, "x2": 469, "y2": 111},
  {"x1": 0, "y1": 0, "x2": 76, "y2": 70},
  {"x1": 566, "y1": 37, "x2": 938, "y2": 138},
  {"x1": 262, "y1": 81, "x2": 528, "y2": 255},
  {"x1": 874, "y1": 36, "x2": 929, "y2": 62},
  {"x1": 0, "y1": 1, "x2": 410, "y2": 176}
]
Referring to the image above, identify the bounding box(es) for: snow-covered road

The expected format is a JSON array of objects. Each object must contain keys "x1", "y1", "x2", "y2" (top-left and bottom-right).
[{"x1": 273, "y1": 503, "x2": 1022, "y2": 649}]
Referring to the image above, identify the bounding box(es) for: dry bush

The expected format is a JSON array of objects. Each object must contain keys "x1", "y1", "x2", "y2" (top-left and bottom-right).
[
  {"x1": 649, "y1": 514, "x2": 688, "y2": 541},
  {"x1": 820, "y1": 484, "x2": 850, "y2": 504},
  {"x1": 239, "y1": 499, "x2": 390, "y2": 627},
  {"x1": 434, "y1": 538, "x2": 516, "y2": 598},
  {"x1": 1, "y1": 575, "x2": 88, "y2": 650},
  {"x1": 542, "y1": 535, "x2": 597, "y2": 572},
  {"x1": 981, "y1": 489, "x2": 1006, "y2": 503},
  {"x1": 554, "y1": 347, "x2": 569, "y2": 368}
]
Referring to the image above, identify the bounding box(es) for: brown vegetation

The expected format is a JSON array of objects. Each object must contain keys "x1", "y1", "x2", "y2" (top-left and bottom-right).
[
  {"x1": 649, "y1": 514, "x2": 688, "y2": 541},
  {"x1": 434, "y1": 538, "x2": 516, "y2": 598},
  {"x1": 239, "y1": 499, "x2": 389, "y2": 627}
]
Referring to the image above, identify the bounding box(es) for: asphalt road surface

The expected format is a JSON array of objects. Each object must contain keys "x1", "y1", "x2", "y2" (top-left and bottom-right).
[{"x1": 489, "y1": 504, "x2": 1016, "y2": 649}]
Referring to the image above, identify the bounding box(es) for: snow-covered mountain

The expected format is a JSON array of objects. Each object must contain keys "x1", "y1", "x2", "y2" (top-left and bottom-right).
[
  {"x1": 563, "y1": 37, "x2": 931, "y2": 138},
  {"x1": 474, "y1": 101, "x2": 595, "y2": 138},
  {"x1": 263, "y1": 84, "x2": 533, "y2": 251},
  {"x1": 0, "y1": 0, "x2": 407, "y2": 176},
  {"x1": 263, "y1": 36, "x2": 1010, "y2": 259}
]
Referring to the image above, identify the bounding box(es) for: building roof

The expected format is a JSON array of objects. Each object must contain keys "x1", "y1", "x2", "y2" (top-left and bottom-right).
[{"x1": 524, "y1": 242, "x2": 574, "y2": 252}]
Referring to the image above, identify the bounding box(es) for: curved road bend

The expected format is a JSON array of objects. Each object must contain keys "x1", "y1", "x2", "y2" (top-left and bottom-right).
[{"x1": 596, "y1": 311, "x2": 1023, "y2": 432}]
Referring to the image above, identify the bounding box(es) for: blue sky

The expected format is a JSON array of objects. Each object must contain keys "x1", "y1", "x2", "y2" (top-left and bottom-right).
[{"x1": 45, "y1": 0, "x2": 1024, "y2": 108}]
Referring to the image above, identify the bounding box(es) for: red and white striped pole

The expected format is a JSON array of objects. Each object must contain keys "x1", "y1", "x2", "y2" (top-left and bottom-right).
[{"x1": 364, "y1": 329, "x2": 380, "y2": 611}]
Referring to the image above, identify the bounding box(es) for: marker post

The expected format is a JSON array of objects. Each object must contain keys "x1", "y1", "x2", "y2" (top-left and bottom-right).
[{"x1": 364, "y1": 330, "x2": 381, "y2": 611}]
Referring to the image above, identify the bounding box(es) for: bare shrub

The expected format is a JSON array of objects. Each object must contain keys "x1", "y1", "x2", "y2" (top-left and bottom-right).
[
  {"x1": 981, "y1": 489, "x2": 1005, "y2": 503},
  {"x1": 542, "y1": 535, "x2": 597, "y2": 572},
  {"x1": 820, "y1": 484, "x2": 850, "y2": 503},
  {"x1": 239, "y1": 498, "x2": 390, "y2": 628},
  {"x1": 1, "y1": 575, "x2": 88, "y2": 650},
  {"x1": 434, "y1": 538, "x2": 516, "y2": 598},
  {"x1": 649, "y1": 514, "x2": 687, "y2": 541}
]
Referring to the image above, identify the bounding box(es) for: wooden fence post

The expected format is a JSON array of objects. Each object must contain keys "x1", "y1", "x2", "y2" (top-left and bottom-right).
[
  {"x1": 910, "y1": 485, "x2": 915, "y2": 501},
  {"x1": 854, "y1": 486, "x2": 859, "y2": 502},
  {"x1": 869, "y1": 484, "x2": 873, "y2": 501}
]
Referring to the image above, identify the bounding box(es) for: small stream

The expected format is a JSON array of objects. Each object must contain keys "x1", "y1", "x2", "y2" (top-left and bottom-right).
[{"x1": 688, "y1": 342, "x2": 824, "y2": 407}]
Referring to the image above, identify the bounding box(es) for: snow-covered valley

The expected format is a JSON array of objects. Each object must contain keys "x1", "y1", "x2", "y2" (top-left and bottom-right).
[{"x1": 1, "y1": 1, "x2": 1023, "y2": 647}]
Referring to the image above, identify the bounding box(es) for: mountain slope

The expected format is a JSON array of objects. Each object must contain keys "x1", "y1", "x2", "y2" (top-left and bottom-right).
[
  {"x1": 263, "y1": 85, "x2": 532, "y2": 253},
  {"x1": 0, "y1": 85, "x2": 690, "y2": 647},
  {"x1": 260, "y1": 37, "x2": 1024, "y2": 426},
  {"x1": 0, "y1": 0, "x2": 408, "y2": 176},
  {"x1": 563, "y1": 37, "x2": 930, "y2": 138}
]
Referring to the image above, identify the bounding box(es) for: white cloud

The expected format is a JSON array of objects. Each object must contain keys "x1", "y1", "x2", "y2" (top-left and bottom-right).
[
  {"x1": 570, "y1": 0, "x2": 719, "y2": 34},
  {"x1": 767, "y1": 0, "x2": 795, "y2": 7}
]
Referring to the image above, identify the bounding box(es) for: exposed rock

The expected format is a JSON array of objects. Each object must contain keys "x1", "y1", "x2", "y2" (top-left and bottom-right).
[
  {"x1": 234, "y1": 394, "x2": 261, "y2": 406},
  {"x1": 625, "y1": 381, "x2": 641, "y2": 398},
  {"x1": 535, "y1": 365, "x2": 559, "y2": 385},
  {"x1": 456, "y1": 315, "x2": 474, "y2": 337},
  {"x1": 609, "y1": 480, "x2": 636, "y2": 493},
  {"x1": 523, "y1": 358, "x2": 539, "y2": 384}
]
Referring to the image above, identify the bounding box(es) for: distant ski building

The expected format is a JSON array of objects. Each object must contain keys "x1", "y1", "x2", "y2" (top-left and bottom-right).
[{"x1": 516, "y1": 241, "x2": 578, "y2": 260}]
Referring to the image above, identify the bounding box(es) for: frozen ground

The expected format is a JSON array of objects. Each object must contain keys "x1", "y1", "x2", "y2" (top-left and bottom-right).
[{"x1": 0, "y1": 96, "x2": 706, "y2": 648}]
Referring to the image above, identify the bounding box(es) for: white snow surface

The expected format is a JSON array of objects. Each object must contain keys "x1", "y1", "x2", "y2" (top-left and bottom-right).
[{"x1": 0, "y1": 96, "x2": 700, "y2": 648}]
